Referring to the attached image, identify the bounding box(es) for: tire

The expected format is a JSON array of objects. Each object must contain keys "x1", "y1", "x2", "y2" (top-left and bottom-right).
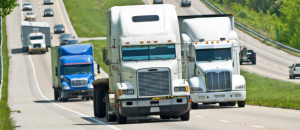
[
  {"x1": 191, "y1": 102, "x2": 198, "y2": 109},
  {"x1": 86, "y1": 97, "x2": 90, "y2": 100},
  {"x1": 93, "y1": 90, "x2": 98, "y2": 117},
  {"x1": 252, "y1": 61, "x2": 256, "y2": 65},
  {"x1": 229, "y1": 101, "x2": 236, "y2": 106},
  {"x1": 171, "y1": 115, "x2": 180, "y2": 119},
  {"x1": 117, "y1": 108, "x2": 127, "y2": 124},
  {"x1": 106, "y1": 93, "x2": 116, "y2": 122},
  {"x1": 160, "y1": 115, "x2": 171, "y2": 119},
  {"x1": 96, "y1": 90, "x2": 105, "y2": 118},
  {"x1": 240, "y1": 61, "x2": 242, "y2": 65},
  {"x1": 62, "y1": 97, "x2": 68, "y2": 102},
  {"x1": 203, "y1": 103, "x2": 209, "y2": 105},
  {"x1": 219, "y1": 102, "x2": 229, "y2": 106},
  {"x1": 54, "y1": 88, "x2": 58, "y2": 101},
  {"x1": 289, "y1": 75, "x2": 292, "y2": 79},
  {"x1": 293, "y1": 76, "x2": 295, "y2": 79},
  {"x1": 180, "y1": 110, "x2": 190, "y2": 121},
  {"x1": 238, "y1": 101, "x2": 245, "y2": 107}
]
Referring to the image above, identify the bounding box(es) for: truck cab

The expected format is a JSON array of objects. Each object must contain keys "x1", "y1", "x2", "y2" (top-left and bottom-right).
[
  {"x1": 180, "y1": 15, "x2": 246, "y2": 108},
  {"x1": 52, "y1": 44, "x2": 98, "y2": 102},
  {"x1": 28, "y1": 32, "x2": 46, "y2": 53}
]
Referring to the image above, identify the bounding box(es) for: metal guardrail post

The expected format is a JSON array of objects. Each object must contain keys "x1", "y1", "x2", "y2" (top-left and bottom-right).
[{"x1": 204, "y1": 0, "x2": 300, "y2": 53}]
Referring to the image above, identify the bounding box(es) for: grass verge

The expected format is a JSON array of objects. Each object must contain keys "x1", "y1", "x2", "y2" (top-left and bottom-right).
[
  {"x1": 241, "y1": 70, "x2": 300, "y2": 110},
  {"x1": 63, "y1": 0, "x2": 143, "y2": 37},
  {"x1": 83, "y1": 40, "x2": 108, "y2": 73},
  {"x1": 0, "y1": 17, "x2": 15, "y2": 129}
]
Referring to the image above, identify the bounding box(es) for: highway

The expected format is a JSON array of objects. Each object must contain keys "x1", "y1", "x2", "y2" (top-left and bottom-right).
[{"x1": 6, "y1": 0, "x2": 300, "y2": 129}]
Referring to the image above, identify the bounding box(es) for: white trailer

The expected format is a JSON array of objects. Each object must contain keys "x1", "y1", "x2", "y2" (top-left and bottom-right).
[
  {"x1": 179, "y1": 14, "x2": 246, "y2": 109},
  {"x1": 93, "y1": 4, "x2": 191, "y2": 124}
]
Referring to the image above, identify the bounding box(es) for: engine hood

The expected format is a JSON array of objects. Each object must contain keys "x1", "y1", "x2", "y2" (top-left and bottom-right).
[
  {"x1": 64, "y1": 74, "x2": 92, "y2": 81},
  {"x1": 196, "y1": 60, "x2": 232, "y2": 73},
  {"x1": 122, "y1": 60, "x2": 177, "y2": 71},
  {"x1": 30, "y1": 40, "x2": 43, "y2": 44}
]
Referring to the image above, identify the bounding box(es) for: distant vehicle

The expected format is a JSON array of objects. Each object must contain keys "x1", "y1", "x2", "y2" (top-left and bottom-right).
[
  {"x1": 289, "y1": 63, "x2": 300, "y2": 79},
  {"x1": 23, "y1": 3, "x2": 32, "y2": 11},
  {"x1": 181, "y1": 0, "x2": 191, "y2": 7},
  {"x1": 240, "y1": 49, "x2": 256, "y2": 65},
  {"x1": 25, "y1": 12, "x2": 36, "y2": 21},
  {"x1": 44, "y1": 8, "x2": 54, "y2": 16},
  {"x1": 54, "y1": 24, "x2": 65, "y2": 33},
  {"x1": 153, "y1": 0, "x2": 163, "y2": 4},
  {"x1": 44, "y1": 0, "x2": 54, "y2": 4},
  {"x1": 66, "y1": 40, "x2": 80, "y2": 45},
  {"x1": 60, "y1": 33, "x2": 74, "y2": 45}
]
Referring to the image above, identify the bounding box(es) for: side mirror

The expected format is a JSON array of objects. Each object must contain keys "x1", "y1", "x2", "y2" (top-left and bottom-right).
[
  {"x1": 55, "y1": 67, "x2": 58, "y2": 76},
  {"x1": 102, "y1": 48, "x2": 109, "y2": 65},
  {"x1": 97, "y1": 64, "x2": 100, "y2": 74}
]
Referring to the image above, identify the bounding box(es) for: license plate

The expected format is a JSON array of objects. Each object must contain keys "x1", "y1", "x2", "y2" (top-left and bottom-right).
[
  {"x1": 150, "y1": 107, "x2": 160, "y2": 112},
  {"x1": 77, "y1": 95, "x2": 83, "y2": 98}
]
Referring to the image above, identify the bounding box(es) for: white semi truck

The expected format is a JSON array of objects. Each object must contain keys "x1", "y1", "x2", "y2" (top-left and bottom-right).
[
  {"x1": 93, "y1": 4, "x2": 191, "y2": 124},
  {"x1": 178, "y1": 14, "x2": 246, "y2": 109},
  {"x1": 21, "y1": 21, "x2": 51, "y2": 54}
]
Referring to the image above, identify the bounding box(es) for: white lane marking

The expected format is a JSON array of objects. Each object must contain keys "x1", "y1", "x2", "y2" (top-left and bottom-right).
[
  {"x1": 40, "y1": 10, "x2": 41, "y2": 12},
  {"x1": 251, "y1": 125, "x2": 265, "y2": 128},
  {"x1": 41, "y1": 17, "x2": 43, "y2": 19},
  {"x1": 239, "y1": 40, "x2": 294, "y2": 63},
  {"x1": 195, "y1": 116, "x2": 203, "y2": 118},
  {"x1": 38, "y1": 2, "x2": 39, "y2": 4},
  {"x1": 39, "y1": 6, "x2": 41, "y2": 8},
  {"x1": 220, "y1": 120, "x2": 230, "y2": 123},
  {"x1": 264, "y1": 62, "x2": 267, "y2": 64},
  {"x1": 274, "y1": 65, "x2": 277, "y2": 67},
  {"x1": 20, "y1": 0, "x2": 23, "y2": 20},
  {"x1": 284, "y1": 68, "x2": 288, "y2": 70},
  {"x1": 191, "y1": 7, "x2": 201, "y2": 15}
]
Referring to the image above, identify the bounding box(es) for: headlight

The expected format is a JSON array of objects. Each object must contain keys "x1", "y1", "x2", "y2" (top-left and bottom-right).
[
  {"x1": 88, "y1": 84, "x2": 93, "y2": 88},
  {"x1": 55, "y1": 29, "x2": 57, "y2": 31},
  {"x1": 122, "y1": 89, "x2": 134, "y2": 95},
  {"x1": 235, "y1": 85, "x2": 245, "y2": 90},
  {"x1": 62, "y1": 29, "x2": 65, "y2": 31},
  {"x1": 191, "y1": 87, "x2": 203, "y2": 92},
  {"x1": 174, "y1": 86, "x2": 188, "y2": 92},
  {"x1": 63, "y1": 86, "x2": 71, "y2": 90}
]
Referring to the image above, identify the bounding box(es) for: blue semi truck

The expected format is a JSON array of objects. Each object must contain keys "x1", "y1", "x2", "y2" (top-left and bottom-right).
[{"x1": 51, "y1": 44, "x2": 100, "y2": 102}]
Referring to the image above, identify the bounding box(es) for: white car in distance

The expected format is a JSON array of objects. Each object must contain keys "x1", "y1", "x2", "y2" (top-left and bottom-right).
[
  {"x1": 289, "y1": 63, "x2": 300, "y2": 79},
  {"x1": 25, "y1": 12, "x2": 36, "y2": 21},
  {"x1": 23, "y1": 3, "x2": 32, "y2": 11}
]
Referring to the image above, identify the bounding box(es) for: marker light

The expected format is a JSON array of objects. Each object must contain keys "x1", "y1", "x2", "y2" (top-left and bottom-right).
[
  {"x1": 108, "y1": 90, "x2": 111, "y2": 92},
  {"x1": 168, "y1": 40, "x2": 172, "y2": 42},
  {"x1": 232, "y1": 14, "x2": 234, "y2": 16},
  {"x1": 140, "y1": 41, "x2": 144, "y2": 44},
  {"x1": 185, "y1": 86, "x2": 189, "y2": 92},
  {"x1": 195, "y1": 41, "x2": 198, "y2": 44},
  {"x1": 189, "y1": 99, "x2": 192, "y2": 103},
  {"x1": 154, "y1": 41, "x2": 158, "y2": 43},
  {"x1": 227, "y1": 40, "x2": 230, "y2": 43},
  {"x1": 217, "y1": 41, "x2": 219, "y2": 43},
  {"x1": 126, "y1": 42, "x2": 129, "y2": 44},
  {"x1": 119, "y1": 90, "x2": 122, "y2": 95},
  {"x1": 206, "y1": 41, "x2": 209, "y2": 44},
  {"x1": 211, "y1": 41, "x2": 214, "y2": 44},
  {"x1": 147, "y1": 41, "x2": 151, "y2": 43}
]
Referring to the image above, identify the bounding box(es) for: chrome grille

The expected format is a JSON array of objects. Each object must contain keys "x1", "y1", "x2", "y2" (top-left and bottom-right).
[
  {"x1": 33, "y1": 44, "x2": 41, "y2": 48},
  {"x1": 206, "y1": 71, "x2": 231, "y2": 91},
  {"x1": 138, "y1": 71, "x2": 170, "y2": 96},
  {"x1": 71, "y1": 79, "x2": 88, "y2": 87}
]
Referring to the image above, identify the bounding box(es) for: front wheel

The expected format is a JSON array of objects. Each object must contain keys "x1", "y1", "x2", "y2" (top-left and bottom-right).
[
  {"x1": 238, "y1": 101, "x2": 245, "y2": 107},
  {"x1": 117, "y1": 108, "x2": 127, "y2": 124},
  {"x1": 180, "y1": 110, "x2": 190, "y2": 121},
  {"x1": 54, "y1": 88, "x2": 59, "y2": 101},
  {"x1": 93, "y1": 90, "x2": 98, "y2": 117},
  {"x1": 96, "y1": 90, "x2": 105, "y2": 118},
  {"x1": 191, "y1": 102, "x2": 198, "y2": 109}
]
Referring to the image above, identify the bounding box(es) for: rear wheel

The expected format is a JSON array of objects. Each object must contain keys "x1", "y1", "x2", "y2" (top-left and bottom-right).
[
  {"x1": 219, "y1": 102, "x2": 229, "y2": 106},
  {"x1": 289, "y1": 75, "x2": 292, "y2": 79},
  {"x1": 191, "y1": 102, "x2": 198, "y2": 109},
  {"x1": 293, "y1": 76, "x2": 296, "y2": 79},
  {"x1": 229, "y1": 101, "x2": 236, "y2": 106},
  {"x1": 252, "y1": 61, "x2": 256, "y2": 65},
  {"x1": 93, "y1": 90, "x2": 98, "y2": 117},
  {"x1": 96, "y1": 90, "x2": 105, "y2": 118},
  {"x1": 238, "y1": 101, "x2": 245, "y2": 107},
  {"x1": 240, "y1": 61, "x2": 242, "y2": 65},
  {"x1": 54, "y1": 88, "x2": 59, "y2": 101},
  {"x1": 180, "y1": 110, "x2": 190, "y2": 121}
]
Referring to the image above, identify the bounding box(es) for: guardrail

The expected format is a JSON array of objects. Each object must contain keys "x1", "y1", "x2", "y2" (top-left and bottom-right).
[
  {"x1": 203, "y1": 0, "x2": 300, "y2": 53},
  {"x1": 0, "y1": 16, "x2": 3, "y2": 100}
]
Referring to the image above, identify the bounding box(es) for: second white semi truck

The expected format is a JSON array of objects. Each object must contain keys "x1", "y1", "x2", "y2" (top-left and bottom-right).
[
  {"x1": 179, "y1": 14, "x2": 246, "y2": 109},
  {"x1": 93, "y1": 4, "x2": 191, "y2": 124}
]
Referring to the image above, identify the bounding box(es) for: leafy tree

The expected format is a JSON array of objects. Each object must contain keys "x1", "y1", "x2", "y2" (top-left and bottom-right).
[{"x1": 0, "y1": 0, "x2": 19, "y2": 17}]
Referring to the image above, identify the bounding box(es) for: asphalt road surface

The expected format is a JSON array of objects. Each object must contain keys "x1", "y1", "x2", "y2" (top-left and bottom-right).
[{"x1": 6, "y1": 0, "x2": 300, "y2": 129}]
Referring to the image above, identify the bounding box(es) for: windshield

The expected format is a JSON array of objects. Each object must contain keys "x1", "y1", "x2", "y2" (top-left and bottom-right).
[
  {"x1": 63, "y1": 65, "x2": 92, "y2": 75},
  {"x1": 30, "y1": 35, "x2": 43, "y2": 40},
  {"x1": 24, "y1": 3, "x2": 31, "y2": 5},
  {"x1": 68, "y1": 40, "x2": 79, "y2": 44},
  {"x1": 55, "y1": 24, "x2": 64, "y2": 28},
  {"x1": 27, "y1": 13, "x2": 34, "y2": 15},
  {"x1": 196, "y1": 48, "x2": 231, "y2": 61},
  {"x1": 61, "y1": 34, "x2": 72, "y2": 38},
  {"x1": 45, "y1": 9, "x2": 52, "y2": 11},
  {"x1": 122, "y1": 44, "x2": 175, "y2": 61}
]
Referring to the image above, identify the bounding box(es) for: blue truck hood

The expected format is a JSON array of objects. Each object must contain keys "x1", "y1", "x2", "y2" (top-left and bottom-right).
[
  {"x1": 59, "y1": 44, "x2": 93, "y2": 57},
  {"x1": 61, "y1": 55, "x2": 93, "y2": 65},
  {"x1": 64, "y1": 74, "x2": 93, "y2": 81}
]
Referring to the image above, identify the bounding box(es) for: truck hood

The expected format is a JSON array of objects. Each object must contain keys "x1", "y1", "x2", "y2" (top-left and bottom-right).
[
  {"x1": 30, "y1": 40, "x2": 43, "y2": 44},
  {"x1": 196, "y1": 60, "x2": 232, "y2": 72},
  {"x1": 64, "y1": 74, "x2": 93, "y2": 82},
  {"x1": 122, "y1": 60, "x2": 177, "y2": 71}
]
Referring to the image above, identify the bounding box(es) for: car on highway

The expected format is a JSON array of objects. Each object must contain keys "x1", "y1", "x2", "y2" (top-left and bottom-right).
[
  {"x1": 240, "y1": 49, "x2": 256, "y2": 65},
  {"x1": 44, "y1": 0, "x2": 54, "y2": 4},
  {"x1": 25, "y1": 12, "x2": 36, "y2": 21},
  {"x1": 289, "y1": 63, "x2": 300, "y2": 79},
  {"x1": 153, "y1": 0, "x2": 163, "y2": 4},
  {"x1": 60, "y1": 33, "x2": 74, "y2": 45},
  {"x1": 44, "y1": 8, "x2": 54, "y2": 16},
  {"x1": 66, "y1": 39, "x2": 80, "y2": 45},
  {"x1": 22, "y1": 3, "x2": 32, "y2": 11},
  {"x1": 181, "y1": 0, "x2": 191, "y2": 7},
  {"x1": 54, "y1": 24, "x2": 65, "y2": 34}
]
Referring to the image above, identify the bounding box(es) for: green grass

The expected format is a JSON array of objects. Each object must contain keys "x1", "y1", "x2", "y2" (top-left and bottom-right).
[
  {"x1": 241, "y1": 70, "x2": 300, "y2": 110},
  {"x1": 83, "y1": 40, "x2": 108, "y2": 73},
  {"x1": 0, "y1": 17, "x2": 15, "y2": 130},
  {"x1": 63, "y1": 0, "x2": 143, "y2": 37}
]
